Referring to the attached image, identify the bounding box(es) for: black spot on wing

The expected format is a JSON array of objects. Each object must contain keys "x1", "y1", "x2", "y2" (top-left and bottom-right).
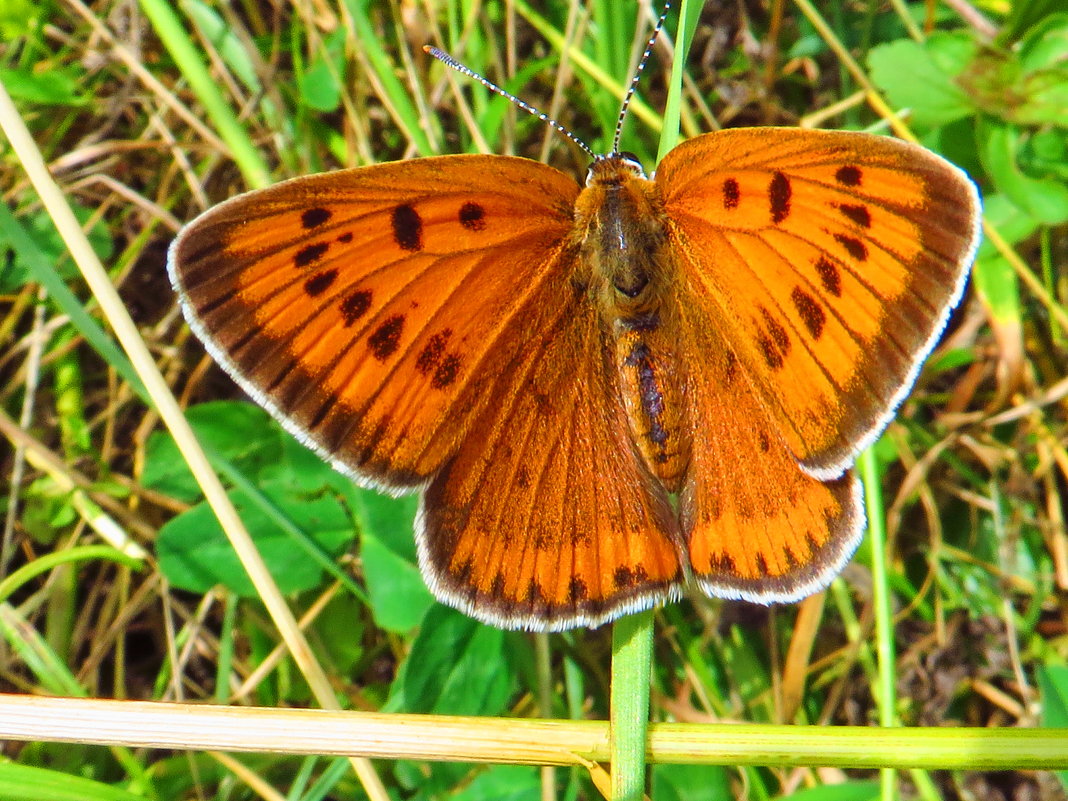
[
  {"x1": 722, "y1": 178, "x2": 740, "y2": 210},
  {"x1": 301, "y1": 208, "x2": 332, "y2": 229},
  {"x1": 836, "y1": 203, "x2": 871, "y2": 228},
  {"x1": 304, "y1": 269, "x2": 337, "y2": 297},
  {"x1": 769, "y1": 172, "x2": 791, "y2": 224},
  {"x1": 815, "y1": 257, "x2": 842, "y2": 297},
  {"x1": 368, "y1": 315, "x2": 405, "y2": 360},
  {"x1": 340, "y1": 289, "x2": 373, "y2": 326},
  {"x1": 834, "y1": 233, "x2": 868, "y2": 261},
  {"x1": 706, "y1": 551, "x2": 736, "y2": 575},
  {"x1": 754, "y1": 553, "x2": 770, "y2": 577},
  {"x1": 756, "y1": 307, "x2": 789, "y2": 371},
  {"x1": 758, "y1": 335, "x2": 784, "y2": 370},
  {"x1": 835, "y1": 165, "x2": 862, "y2": 186},
  {"x1": 392, "y1": 204, "x2": 423, "y2": 251},
  {"x1": 791, "y1": 286, "x2": 826, "y2": 339},
  {"x1": 761, "y1": 306, "x2": 790, "y2": 353},
  {"x1": 459, "y1": 201, "x2": 486, "y2": 231},
  {"x1": 431, "y1": 353, "x2": 462, "y2": 389},
  {"x1": 416, "y1": 330, "x2": 451, "y2": 374},
  {"x1": 614, "y1": 564, "x2": 648, "y2": 589},
  {"x1": 567, "y1": 577, "x2": 588, "y2": 603},
  {"x1": 490, "y1": 573, "x2": 505, "y2": 598},
  {"x1": 294, "y1": 242, "x2": 329, "y2": 268}
]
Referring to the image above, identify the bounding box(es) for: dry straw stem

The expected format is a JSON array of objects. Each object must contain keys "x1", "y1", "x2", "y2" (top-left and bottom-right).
[{"x1": 1, "y1": 694, "x2": 1067, "y2": 770}]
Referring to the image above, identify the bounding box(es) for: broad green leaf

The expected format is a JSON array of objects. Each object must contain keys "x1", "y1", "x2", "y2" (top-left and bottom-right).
[
  {"x1": 360, "y1": 528, "x2": 433, "y2": 632},
  {"x1": 0, "y1": 761, "x2": 150, "y2": 801},
  {"x1": 156, "y1": 487, "x2": 352, "y2": 595},
  {"x1": 298, "y1": 29, "x2": 345, "y2": 113},
  {"x1": 979, "y1": 119, "x2": 1068, "y2": 225},
  {"x1": 1013, "y1": 14, "x2": 1068, "y2": 126},
  {"x1": 868, "y1": 34, "x2": 975, "y2": 128},
  {"x1": 651, "y1": 764, "x2": 733, "y2": 801},
  {"x1": 353, "y1": 490, "x2": 419, "y2": 561},
  {"x1": 971, "y1": 197, "x2": 1024, "y2": 328},
  {"x1": 143, "y1": 401, "x2": 282, "y2": 502},
  {"x1": 0, "y1": 0, "x2": 40, "y2": 38},
  {"x1": 0, "y1": 66, "x2": 86, "y2": 106},
  {"x1": 395, "y1": 605, "x2": 521, "y2": 715},
  {"x1": 1000, "y1": 0, "x2": 1068, "y2": 46},
  {"x1": 451, "y1": 765, "x2": 541, "y2": 801}
]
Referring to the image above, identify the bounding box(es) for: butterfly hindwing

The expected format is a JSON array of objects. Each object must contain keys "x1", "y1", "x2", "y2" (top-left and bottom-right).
[
  {"x1": 419, "y1": 262, "x2": 685, "y2": 630},
  {"x1": 676, "y1": 299, "x2": 864, "y2": 601}
]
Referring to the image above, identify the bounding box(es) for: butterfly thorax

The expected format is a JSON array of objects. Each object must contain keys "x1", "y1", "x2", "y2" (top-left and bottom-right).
[{"x1": 573, "y1": 154, "x2": 691, "y2": 492}]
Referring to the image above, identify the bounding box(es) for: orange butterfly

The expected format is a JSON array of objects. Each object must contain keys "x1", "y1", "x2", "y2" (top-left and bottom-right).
[{"x1": 169, "y1": 55, "x2": 980, "y2": 632}]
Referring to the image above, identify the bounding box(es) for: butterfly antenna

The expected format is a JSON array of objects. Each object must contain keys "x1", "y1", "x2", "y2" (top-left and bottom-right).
[
  {"x1": 424, "y1": 45, "x2": 596, "y2": 159},
  {"x1": 612, "y1": 2, "x2": 672, "y2": 154}
]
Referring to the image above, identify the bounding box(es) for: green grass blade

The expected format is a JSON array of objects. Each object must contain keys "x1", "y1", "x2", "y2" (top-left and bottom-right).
[
  {"x1": 0, "y1": 204, "x2": 148, "y2": 402},
  {"x1": 137, "y1": 0, "x2": 271, "y2": 188}
]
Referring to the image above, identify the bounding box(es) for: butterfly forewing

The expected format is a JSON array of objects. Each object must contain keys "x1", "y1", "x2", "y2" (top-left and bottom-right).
[
  {"x1": 170, "y1": 155, "x2": 579, "y2": 490},
  {"x1": 657, "y1": 129, "x2": 981, "y2": 479}
]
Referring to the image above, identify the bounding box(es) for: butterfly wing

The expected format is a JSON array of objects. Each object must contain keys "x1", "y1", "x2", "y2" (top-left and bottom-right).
[
  {"x1": 658, "y1": 128, "x2": 981, "y2": 480},
  {"x1": 170, "y1": 155, "x2": 684, "y2": 628},
  {"x1": 419, "y1": 262, "x2": 684, "y2": 630},
  {"x1": 676, "y1": 298, "x2": 864, "y2": 601},
  {"x1": 168, "y1": 155, "x2": 579, "y2": 490}
]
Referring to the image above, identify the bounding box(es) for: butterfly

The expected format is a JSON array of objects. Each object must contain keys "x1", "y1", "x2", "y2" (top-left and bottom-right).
[{"x1": 168, "y1": 66, "x2": 981, "y2": 632}]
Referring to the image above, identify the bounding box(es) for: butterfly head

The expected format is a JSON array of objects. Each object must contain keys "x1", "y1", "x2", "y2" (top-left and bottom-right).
[{"x1": 586, "y1": 152, "x2": 647, "y2": 187}]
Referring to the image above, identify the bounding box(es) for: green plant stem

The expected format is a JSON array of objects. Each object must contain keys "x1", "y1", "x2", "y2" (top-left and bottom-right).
[
  {"x1": 611, "y1": 609, "x2": 655, "y2": 800},
  {"x1": 861, "y1": 447, "x2": 898, "y2": 801},
  {"x1": 4, "y1": 693, "x2": 1068, "y2": 769},
  {"x1": 657, "y1": 0, "x2": 702, "y2": 161},
  {"x1": 0, "y1": 545, "x2": 141, "y2": 604}
]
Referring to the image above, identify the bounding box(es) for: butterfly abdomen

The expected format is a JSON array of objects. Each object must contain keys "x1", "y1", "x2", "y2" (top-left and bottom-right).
[
  {"x1": 615, "y1": 328, "x2": 690, "y2": 491},
  {"x1": 574, "y1": 157, "x2": 691, "y2": 490}
]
